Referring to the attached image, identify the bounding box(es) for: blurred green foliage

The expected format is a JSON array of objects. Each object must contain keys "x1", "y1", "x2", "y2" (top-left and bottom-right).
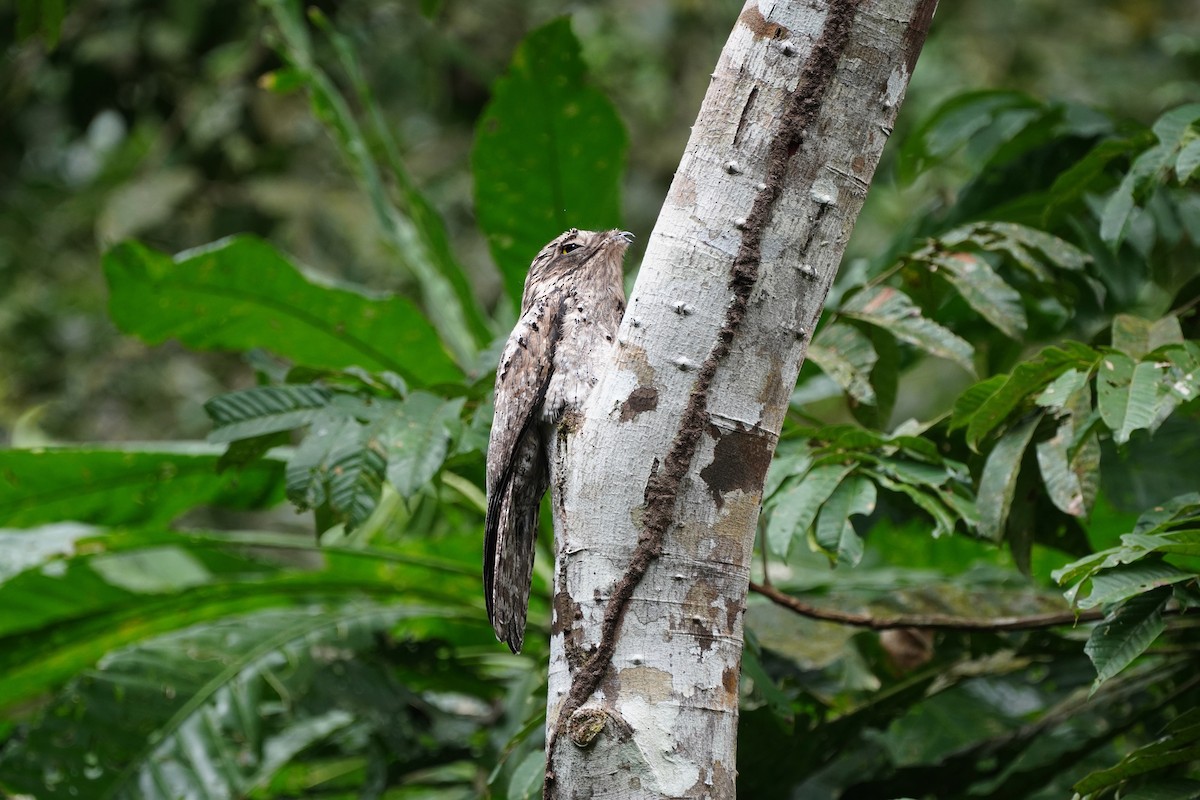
[{"x1": 2, "y1": 1, "x2": 1200, "y2": 799}]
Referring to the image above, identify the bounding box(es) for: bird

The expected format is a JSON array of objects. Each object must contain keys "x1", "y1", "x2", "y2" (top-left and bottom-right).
[{"x1": 484, "y1": 228, "x2": 633, "y2": 653}]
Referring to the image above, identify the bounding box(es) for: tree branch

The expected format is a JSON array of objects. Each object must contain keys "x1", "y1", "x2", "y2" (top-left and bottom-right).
[{"x1": 749, "y1": 580, "x2": 1106, "y2": 631}]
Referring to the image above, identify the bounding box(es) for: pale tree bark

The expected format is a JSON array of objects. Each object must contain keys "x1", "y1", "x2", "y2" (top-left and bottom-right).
[{"x1": 543, "y1": 1, "x2": 937, "y2": 796}]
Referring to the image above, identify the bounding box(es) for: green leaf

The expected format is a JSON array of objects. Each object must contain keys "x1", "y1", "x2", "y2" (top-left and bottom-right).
[
  {"x1": 1112, "y1": 314, "x2": 1184, "y2": 360},
  {"x1": 766, "y1": 463, "x2": 855, "y2": 559},
  {"x1": 1120, "y1": 779, "x2": 1200, "y2": 800},
  {"x1": 380, "y1": 393, "x2": 466, "y2": 499},
  {"x1": 103, "y1": 236, "x2": 463, "y2": 387},
  {"x1": 0, "y1": 529, "x2": 479, "y2": 712},
  {"x1": 1075, "y1": 709, "x2": 1200, "y2": 796},
  {"x1": 472, "y1": 17, "x2": 628, "y2": 303},
  {"x1": 1177, "y1": 138, "x2": 1200, "y2": 182},
  {"x1": 286, "y1": 413, "x2": 386, "y2": 530},
  {"x1": 206, "y1": 384, "x2": 335, "y2": 442},
  {"x1": 0, "y1": 604, "x2": 472, "y2": 799},
  {"x1": 929, "y1": 252, "x2": 1026, "y2": 338},
  {"x1": 1083, "y1": 586, "x2": 1169, "y2": 690},
  {"x1": 814, "y1": 476, "x2": 876, "y2": 566},
  {"x1": 1098, "y1": 352, "x2": 1166, "y2": 444},
  {"x1": 950, "y1": 374, "x2": 1007, "y2": 431},
  {"x1": 898, "y1": 90, "x2": 1043, "y2": 183},
  {"x1": 839, "y1": 286, "x2": 975, "y2": 374},
  {"x1": 1035, "y1": 367, "x2": 1090, "y2": 409},
  {"x1": 0, "y1": 447, "x2": 284, "y2": 529},
  {"x1": 977, "y1": 415, "x2": 1040, "y2": 542},
  {"x1": 1076, "y1": 561, "x2": 1196, "y2": 609},
  {"x1": 806, "y1": 323, "x2": 879, "y2": 405},
  {"x1": 262, "y1": 0, "x2": 485, "y2": 366},
  {"x1": 1152, "y1": 103, "x2": 1200, "y2": 149},
  {"x1": 508, "y1": 750, "x2": 545, "y2": 800}
]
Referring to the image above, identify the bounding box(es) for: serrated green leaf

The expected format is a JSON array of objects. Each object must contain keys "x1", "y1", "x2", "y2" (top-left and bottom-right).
[
  {"x1": 381, "y1": 392, "x2": 466, "y2": 499},
  {"x1": 807, "y1": 323, "x2": 878, "y2": 405},
  {"x1": 286, "y1": 413, "x2": 386, "y2": 530},
  {"x1": 0, "y1": 447, "x2": 284, "y2": 529},
  {"x1": 104, "y1": 237, "x2": 463, "y2": 387},
  {"x1": 930, "y1": 252, "x2": 1026, "y2": 338},
  {"x1": 766, "y1": 462, "x2": 854, "y2": 559},
  {"x1": 977, "y1": 414, "x2": 1040, "y2": 542},
  {"x1": 813, "y1": 476, "x2": 875, "y2": 566},
  {"x1": 206, "y1": 384, "x2": 335, "y2": 442},
  {"x1": 840, "y1": 286, "x2": 975, "y2": 373},
  {"x1": 1084, "y1": 587, "x2": 1170, "y2": 691},
  {"x1": 966, "y1": 348, "x2": 1094, "y2": 449},
  {"x1": 1037, "y1": 423, "x2": 1086, "y2": 518},
  {"x1": 473, "y1": 18, "x2": 628, "y2": 303}
]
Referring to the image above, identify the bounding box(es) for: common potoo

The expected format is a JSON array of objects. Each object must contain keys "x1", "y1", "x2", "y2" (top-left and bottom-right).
[{"x1": 484, "y1": 228, "x2": 633, "y2": 653}]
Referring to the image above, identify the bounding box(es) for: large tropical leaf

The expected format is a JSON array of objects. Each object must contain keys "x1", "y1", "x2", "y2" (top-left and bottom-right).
[
  {"x1": 473, "y1": 17, "x2": 628, "y2": 303},
  {"x1": 0, "y1": 446, "x2": 284, "y2": 529},
  {"x1": 103, "y1": 236, "x2": 463, "y2": 387}
]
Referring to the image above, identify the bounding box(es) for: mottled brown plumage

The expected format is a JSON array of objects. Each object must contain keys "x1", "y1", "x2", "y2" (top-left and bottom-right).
[{"x1": 484, "y1": 228, "x2": 632, "y2": 653}]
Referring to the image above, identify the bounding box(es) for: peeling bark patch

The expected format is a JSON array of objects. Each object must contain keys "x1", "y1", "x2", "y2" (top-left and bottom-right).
[
  {"x1": 699, "y1": 426, "x2": 773, "y2": 509},
  {"x1": 739, "y1": 4, "x2": 790, "y2": 40},
  {"x1": 619, "y1": 385, "x2": 659, "y2": 422},
  {"x1": 722, "y1": 665, "x2": 740, "y2": 698},
  {"x1": 544, "y1": 3, "x2": 862, "y2": 794}
]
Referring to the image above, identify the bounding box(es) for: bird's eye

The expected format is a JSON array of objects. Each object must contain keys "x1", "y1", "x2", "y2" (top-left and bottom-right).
[{"x1": 560, "y1": 242, "x2": 582, "y2": 254}]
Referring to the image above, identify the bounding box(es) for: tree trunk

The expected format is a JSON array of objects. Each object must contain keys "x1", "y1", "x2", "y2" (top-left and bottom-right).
[{"x1": 543, "y1": 1, "x2": 937, "y2": 796}]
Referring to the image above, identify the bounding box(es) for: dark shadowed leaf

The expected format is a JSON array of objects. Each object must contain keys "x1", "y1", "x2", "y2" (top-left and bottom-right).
[
  {"x1": 1083, "y1": 586, "x2": 1169, "y2": 691},
  {"x1": 473, "y1": 18, "x2": 628, "y2": 303},
  {"x1": 929, "y1": 252, "x2": 1026, "y2": 338}
]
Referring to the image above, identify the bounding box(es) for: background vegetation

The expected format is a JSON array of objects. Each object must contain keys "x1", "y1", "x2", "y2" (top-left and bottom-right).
[{"x1": 3, "y1": 1, "x2": 1200, "y2": 798}]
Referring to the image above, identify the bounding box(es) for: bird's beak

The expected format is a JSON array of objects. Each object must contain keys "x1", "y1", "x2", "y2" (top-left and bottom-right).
[{"x1": 617, "y1": 230, "x2": 635, "y2": 245}]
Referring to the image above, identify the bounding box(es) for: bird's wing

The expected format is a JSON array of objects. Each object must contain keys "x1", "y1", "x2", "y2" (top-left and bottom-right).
[{"x1": 484, "y1": 296, "x2": 562, "y2": 652}]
